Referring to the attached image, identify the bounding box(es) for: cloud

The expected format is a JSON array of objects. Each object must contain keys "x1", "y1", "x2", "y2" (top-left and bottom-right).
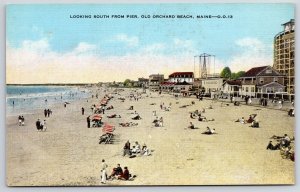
[
  {"x1": 114, "y1": 34, "x2": 139, "y2": 47},
  {"x1": 224, "y1": 37, "x2": 273, "y2": 72},
  {"x1": 139, "y1": 43, "x2": 166, "y2": 55},
  {"x1": 72, "y1": 42, "x2": 97, "y2": 54},
  {"x1": 21, "y1": 38, "x2": 50, "y2": 53}
]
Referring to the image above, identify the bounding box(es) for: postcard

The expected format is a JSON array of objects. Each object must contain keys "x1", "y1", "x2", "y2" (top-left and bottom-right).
[{"x1": 6, "y1": 4, "x2": 295, "y2": 186}]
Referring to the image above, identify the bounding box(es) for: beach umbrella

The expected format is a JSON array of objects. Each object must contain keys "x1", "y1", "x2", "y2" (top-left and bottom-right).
[
  {"x1": 92, "y1": 114, "x2": 102, "y2": 121},
  {"x1": 102, "y1": 123, "x2": 115, "y2": 133}
]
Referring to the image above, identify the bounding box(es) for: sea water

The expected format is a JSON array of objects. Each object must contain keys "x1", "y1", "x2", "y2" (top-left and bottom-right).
[{"x1": 6, "y1": 85, "x2": 91, "y2": 116}]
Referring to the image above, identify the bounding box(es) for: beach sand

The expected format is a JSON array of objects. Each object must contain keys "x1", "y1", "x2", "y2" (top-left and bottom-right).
[{"x1": 6, "y1": 88, "x2": 295, "y2": 186}]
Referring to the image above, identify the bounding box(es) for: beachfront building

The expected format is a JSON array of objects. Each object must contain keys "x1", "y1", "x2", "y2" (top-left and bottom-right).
[
  {"x1": 239, "y1": 66, "x2": 285, "y2": 98},
  {"x1": 273, "y1": 19, "x2": 295, "y2": 95},
  {"x1": 201, "y1": 78, "x2": 224, "y2": 95},
  {"x1": 173, "y1": 81, "x2": 193, "y2": 96},
  {"x1": 222, "y1": 80, "x2": 242, "y2": 96},
  {"x1": 149, "y1": 74, "x2": 164, "y2": 91},
  {"x1": 168, "y1": 72, "x2": 194, "y2": 83},
  {"x1": 160, "y1": 81, "x2": 175, "y2": 92},
  {"x1": 137, "y1": 78, "x2": 149, "y2": 88}
]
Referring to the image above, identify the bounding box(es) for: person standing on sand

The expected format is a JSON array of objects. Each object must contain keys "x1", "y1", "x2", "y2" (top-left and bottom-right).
[
  {"x1": 18, "y1": 116, "x2": 22, "y2": 126},
  {"x1": 47, "y1": 109, "x2": 51, "y2": 117},
  {"x1": 42, "y1": 120, "x2": 47, "y2": 131},
  {"x1": 21, "y1": 116, "x2": 25, "y2": 126},
  {"x1": 101, "y1": 159, "x2": 108, "y2": 184},
  {"x1": 44, "y1": 109, "x2": 47, "y2": 118},
  {"x1": 87, "y1": 116, "x2": 91, "y2": 128},
  {"x1": 159, "y1": 117, "x2": 164, "y2": 127},
  {"x1": 36, "y1": 119, "x2": 41, "y2": 131},
  {"x1": 82, "y1": 107, "x2": 85, "y2": 115}
]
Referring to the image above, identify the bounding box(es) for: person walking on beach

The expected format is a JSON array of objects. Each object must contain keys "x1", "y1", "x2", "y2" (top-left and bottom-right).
[
  {"x1": 42, "y1": 120, "x2": 47, "y2": 131},
  {"x1": 82, "y1": 107, "x2": 85, "y2": 115},
  {"x1": 64, "y1": 102, "x2": 67, "y2": 108},
  {"x1": 87, "y1": 116, "x2": 91, "y2": 128},
  {"x1": 102, "y1": 106, "x2": 105, "y2": 114},
  {"x1": 47, "y1": 109, "x2": 51, "y2": 117},
  {"x1": 21, "y1": 116, "x2": 25, "y2": 126},
  {"x1": 18, "y1": 116, "x2": 22, "y2": 126},
  {"x1": 101, "y1": 159, "x2": 108, "y2": 184},
  {"x1": 44, "y1": 109, "x2": 47, "y2": 118}
]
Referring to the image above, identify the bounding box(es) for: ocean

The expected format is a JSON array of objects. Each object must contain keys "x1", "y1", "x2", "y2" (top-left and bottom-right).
[{"x1": 6, "y1": 85, "x2": 91, "y2": 116}]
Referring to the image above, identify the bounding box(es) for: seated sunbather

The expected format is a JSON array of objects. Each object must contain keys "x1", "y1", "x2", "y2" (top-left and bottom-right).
[
  {"x1": 109, "y1": 164, "x2": 123, "y2": 179},
  {"x1": 202, "y1": 127, "x2": 216, "y2": 135},
  {"x1": 131, "y1": 141, "x2": 141, "y2": 153},
  {"x1": 234, "y1": 101, "x2": 240, "y2": 106},
  {"x1": 132, "y1": 115, "x2": 142, "y2": 120},
  {"x1": 188, "y1": 122, "x2": 195, "y2": 129},
  {"x1": 107, "y1": 114, "x2": 121, "y2": 118},
  {"x1": 99, "y1": 133, "x2": 113, "y2": 144},
  {"x1": 106, "y1": 105, "x2": 114, "y2": 110},
  {"x1": 250, "y1": 120, "x2": 259, "y2": 128},
  {"x1": 266, "y1": 141, "x2": 280, "y2": 150},
  {"x1": 235, "y1": 117, "x2": 245, "y2": 124},
  {"x1": 140, "y1": 144, "x2": 151, "y2": 156},
  {"x1": 247, "y1": 115, "x2": 254, "y2": 123},
  {"x1": 198, "y1": 115, "x2": 207, "y2": 122},
  {"x1": 128, "y1": 106, "x2": 134, "y2": 110},
  {"x1": 190, "y1": 113, "x2": 197, "y2": 119},
  {"x1": 119, "y1": 122, "x2": 138, "y2": 127}
]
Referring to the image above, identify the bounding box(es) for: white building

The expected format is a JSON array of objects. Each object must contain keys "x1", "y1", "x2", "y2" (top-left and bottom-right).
[
  {"x1": 201, "y1": 78, "x2": 224, "y2": 94},
  {"x1": 168, "y1": 72, "x2": 194, "y2": 83},
  {"x1": 222, "y1": 80, "x2": 242, "y2": 96}
]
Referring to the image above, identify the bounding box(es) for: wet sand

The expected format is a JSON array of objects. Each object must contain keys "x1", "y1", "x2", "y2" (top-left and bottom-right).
[{"x1": 6, "y1": 88, "x2": 295, "y2": 186}]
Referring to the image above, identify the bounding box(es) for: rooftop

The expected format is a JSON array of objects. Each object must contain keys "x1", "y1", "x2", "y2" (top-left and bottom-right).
[
  {"x1": 169, "y1": 72, "x2": 194, "y2": 77},
  {"x1": 242, "y1": 66, "x2": 268, "y2": 77}
]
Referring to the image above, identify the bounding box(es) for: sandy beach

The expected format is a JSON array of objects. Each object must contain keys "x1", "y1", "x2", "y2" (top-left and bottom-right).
[{"x1": 6, "y1": 87, "x2": 295, "y2": 186}]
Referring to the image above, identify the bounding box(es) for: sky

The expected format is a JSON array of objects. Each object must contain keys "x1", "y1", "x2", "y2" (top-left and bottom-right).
[{"x1": 6, "y1": 4, "x2": 294, "y2": 84}]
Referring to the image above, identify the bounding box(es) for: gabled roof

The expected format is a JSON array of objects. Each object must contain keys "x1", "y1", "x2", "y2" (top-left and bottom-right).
[
  {"x1": 242, "y1": 66, "x2": 269, "y2": 77},
  {"x1": 169, "y1": 72, "x2": 194, "y2": 78}
]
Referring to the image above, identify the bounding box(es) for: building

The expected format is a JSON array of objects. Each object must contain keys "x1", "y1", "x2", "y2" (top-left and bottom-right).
[
  {"x1": 160, "y1": 81, "x2": 176, "y2": 92},
  {"x1": 172, "y1": 81, "x2": 193, "y2": 96},
  {"x1": 168, "y1": 72, "x2": 194, "y2": 83},
  {"x1": 149, "y1": 74, "x2": 164, "y2": 91},
  {"x1": 222, "y1": 80, "x2": 242, "y2": 96},
  {"x1": 201, "y1": 78, "x2": 224, "y2": 94},
  {"x1": 239, "y1": 66, "x2": 285, "y2": 98},
  {"x1": 137, "y1": 78, "x2": 149, "y2": 88},
  {"x1": 273, "y1": 19, "x2": 295, "y2": 94}
]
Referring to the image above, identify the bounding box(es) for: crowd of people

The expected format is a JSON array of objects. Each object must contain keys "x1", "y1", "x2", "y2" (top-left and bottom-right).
[
  {"x1": 266, "y1": 134, "x2": 294, "y2": 161},
  {"x1": 123, "y1": 140, "x2": 151, "y2": 157}
]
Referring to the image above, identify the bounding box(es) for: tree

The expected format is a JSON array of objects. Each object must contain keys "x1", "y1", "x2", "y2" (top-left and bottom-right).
[
  {"x1": 236, "y1": 71, "x2": 245, "y2": 79},
  {"x1": 220, "y1": 67, "x2": 232, "y2": 79},
  {"x1": 123, "y1": 79, "x2": 132, "y2": 87}
]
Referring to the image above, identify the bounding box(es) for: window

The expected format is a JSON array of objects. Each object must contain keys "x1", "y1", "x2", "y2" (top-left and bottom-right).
[
  {"x1": 246, "y1": 87, "x2": 249, "y2": 92},
  {"x1": 274, "y1": 77, "x2": 278, "y2": 82},
  {"x1": 251, "y1": 87, "x2": 255, "y2": 92},
  {"x1": 259, "y1": 77, "x2": 264, "y2": 84}
]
